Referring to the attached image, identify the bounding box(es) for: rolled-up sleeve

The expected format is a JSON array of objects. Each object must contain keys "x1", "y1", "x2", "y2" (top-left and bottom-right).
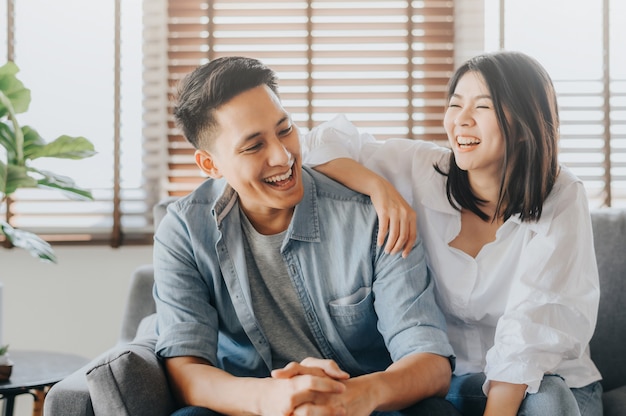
[
  {"x1": 153, "y1": 206, "x2": 220, "y2": 365},
  {"x1": 373, "y1": 234, "x2": 455, "y2": 366}
]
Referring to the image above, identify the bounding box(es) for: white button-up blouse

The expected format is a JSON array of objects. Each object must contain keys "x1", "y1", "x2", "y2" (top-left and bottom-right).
[{"x1": 302, "y1": 115, "x2": 602, "y2": 394}]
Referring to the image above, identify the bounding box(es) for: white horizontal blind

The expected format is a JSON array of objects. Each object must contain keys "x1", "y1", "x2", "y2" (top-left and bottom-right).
[
  {"x1": 555, "y1": 79, "x2": 625, "y2": 207},
  {"x1": 502, "y1": 0, "x2": 626, "y2": 208},
  {"x1": 160, "y1": 0, "x2": 455, "y2": 196},
  {"x1": 611, "y1": 78, "x2": 626, "y2": 204}
]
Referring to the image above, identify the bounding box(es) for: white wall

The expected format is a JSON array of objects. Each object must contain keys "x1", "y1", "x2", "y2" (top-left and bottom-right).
[{"x1": 1, "y1": 245, "x2": 153, "y2": 415}]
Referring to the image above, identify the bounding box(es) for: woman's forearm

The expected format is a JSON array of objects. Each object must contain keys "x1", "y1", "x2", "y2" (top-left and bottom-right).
[
  {"x1": 483, "y1": 381, "x2": 527, "y2": 416},
  {"x1": 314, "y1": 158, "x2": 385, "y2": 195}
]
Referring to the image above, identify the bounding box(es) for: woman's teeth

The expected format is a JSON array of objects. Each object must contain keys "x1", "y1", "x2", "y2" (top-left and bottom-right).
[{"x1": 457, "y1": 136, "x2": 480, "y2": 147}]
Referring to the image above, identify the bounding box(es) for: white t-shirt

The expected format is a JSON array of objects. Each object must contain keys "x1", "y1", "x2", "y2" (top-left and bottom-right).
[{"x1": 302, "y1": 115, "x2": 602, "y2": 394}]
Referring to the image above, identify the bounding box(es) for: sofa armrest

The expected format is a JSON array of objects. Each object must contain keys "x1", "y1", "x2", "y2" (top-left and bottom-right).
[
  {"x1": 44, "y1": 362, "x2": 96, "y2": 416},
  {"x1": 45, "y1": 315, "x2": 175, "y2": 416},
  {"x1": 85, "y1": 335, "x2": 176, "y2": 416}
]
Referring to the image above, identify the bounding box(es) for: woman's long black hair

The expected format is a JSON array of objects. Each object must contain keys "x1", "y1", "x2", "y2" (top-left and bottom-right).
[{"x1": 436, "y1": 51, "x2": 560, "y2": 222}]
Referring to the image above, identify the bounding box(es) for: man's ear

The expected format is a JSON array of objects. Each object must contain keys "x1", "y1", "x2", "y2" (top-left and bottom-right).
[{"x1": 195, "y1": 149, "x2": 222, "y2": 178}]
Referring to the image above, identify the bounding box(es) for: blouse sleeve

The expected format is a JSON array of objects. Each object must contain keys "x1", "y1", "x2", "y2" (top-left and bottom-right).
[
  {"x1": 301, "y1": 114, "x2": 450, "y2": 204},
  {"x1": 484, "y1": 176, "x2": 600, "y2": 394},
  {"x1": 301, "y1": 114, "x2": 377, "y2": 166}
]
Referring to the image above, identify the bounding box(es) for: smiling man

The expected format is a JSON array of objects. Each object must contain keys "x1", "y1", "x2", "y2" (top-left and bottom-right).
[{"x1": 153, "y1": 56, "x2": 459, "y2": 416}]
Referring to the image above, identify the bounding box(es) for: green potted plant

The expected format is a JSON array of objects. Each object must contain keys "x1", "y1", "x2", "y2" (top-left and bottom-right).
[
  {"x1": 0, "y1": 61, "x2": 96, "y2": 263},
  {"x1": 0, "y1": 344, "x2": 11, "y2": 380}
]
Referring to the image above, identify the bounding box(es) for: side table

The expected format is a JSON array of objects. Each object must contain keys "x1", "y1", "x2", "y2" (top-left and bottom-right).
[{"x1": 0, "y1": 350, "x2": 89, "y2": 416}]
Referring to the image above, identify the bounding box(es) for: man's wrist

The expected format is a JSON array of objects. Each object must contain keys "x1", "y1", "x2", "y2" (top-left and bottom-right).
[{"x1": 348, "y1": 372, "x2": 384, "y2": 412}]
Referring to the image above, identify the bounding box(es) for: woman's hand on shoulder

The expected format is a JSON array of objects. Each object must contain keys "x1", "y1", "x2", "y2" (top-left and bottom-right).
[
  {"x1": 369, "y1": 179, "x2": 417, "y2": 258},
  {"x1": 314, "y1": 158, "x2": 418, "y2": 258}
]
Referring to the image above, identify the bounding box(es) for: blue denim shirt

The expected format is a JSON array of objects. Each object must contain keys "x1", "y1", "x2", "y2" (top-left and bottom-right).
[{"x1": 154, "y1": 167, "x2": 453, "y2": 377}]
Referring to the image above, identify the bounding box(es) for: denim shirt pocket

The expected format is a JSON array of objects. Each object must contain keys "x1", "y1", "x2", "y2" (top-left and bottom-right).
[{"x1": 328, "y1": 287, "x2": 380, "y2": 352}]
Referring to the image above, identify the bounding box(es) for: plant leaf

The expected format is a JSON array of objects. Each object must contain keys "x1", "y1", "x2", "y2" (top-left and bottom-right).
[
  {"x1": 0, "y1": 122, "x2": 17, "y2": 160},
  {"x1": 0, "y1": 62, "x2": 31, "y2": 117},
  {"x1": 20, "y1": 126, "x2": 47, "y2": 161},
  {"x1": 0, "y1": 220, "x2": 57, "y2": 263},
  {"x1": 3, "y1": 164, "x2": 37, "y2": 195},
  {"x1": 25, "y1": 133, "x2": 96, "y2": 160},
  {"x1": 0, "y1": 132, "x2": 7, "y2": 196},
  {"x1": 32, "y1": 168, "x2": 94, "y2": 200},
  {"x1": 0, "y1": 159, "x2": 6, "y2": 198}
]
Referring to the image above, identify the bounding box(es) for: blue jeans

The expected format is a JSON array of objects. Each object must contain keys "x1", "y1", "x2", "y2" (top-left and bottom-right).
[
  {"x1": 445, "y1": 373, "x2": 603, "y2": 416},
  {"x1": 171, "y1": 408, "x2": 220, "y2": 416},
  {"x1": 171, "y1": 397, "x2": 462, "y2": 416}
]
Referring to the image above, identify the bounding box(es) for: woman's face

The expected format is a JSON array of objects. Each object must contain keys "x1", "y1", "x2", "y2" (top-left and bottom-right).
[{"x1": 444, "y1": 71, "x2": 506, "y2": 178}]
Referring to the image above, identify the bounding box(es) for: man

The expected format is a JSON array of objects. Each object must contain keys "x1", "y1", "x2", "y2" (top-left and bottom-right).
[{"x1": 153, "y1": 56, "x2": 459, "y2": 416}]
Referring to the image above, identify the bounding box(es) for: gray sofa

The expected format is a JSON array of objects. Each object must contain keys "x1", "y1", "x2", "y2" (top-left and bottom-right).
[{"x1": 44, "y1": 208, "x2": 626, "y2": 416}]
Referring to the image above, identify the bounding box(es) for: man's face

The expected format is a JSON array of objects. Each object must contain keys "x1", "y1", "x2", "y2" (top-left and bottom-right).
[{"x1": 195, "y1": 84, "x2": 304, "y2": 222}]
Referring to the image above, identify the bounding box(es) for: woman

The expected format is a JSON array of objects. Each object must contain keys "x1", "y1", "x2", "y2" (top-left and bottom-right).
[{"x1": 303, "y1": 51, "x2": 603, "y2": 415}]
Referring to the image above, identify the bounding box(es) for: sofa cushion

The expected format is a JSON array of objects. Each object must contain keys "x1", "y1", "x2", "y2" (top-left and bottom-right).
[
  {"x1": 85, "y1": 316, "x2": 176, "y2": 416},
  {"x1": 590, "y1": 209, "x2": 626, "y2": 393},
  {"x1": 603, "y1": 385, "x2": 626, "y2": 416}
]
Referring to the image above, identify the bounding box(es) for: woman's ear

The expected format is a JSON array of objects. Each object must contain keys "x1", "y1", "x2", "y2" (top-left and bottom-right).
[{"x1": 195, "y1": 149, "x2": 222, "y2": 178}]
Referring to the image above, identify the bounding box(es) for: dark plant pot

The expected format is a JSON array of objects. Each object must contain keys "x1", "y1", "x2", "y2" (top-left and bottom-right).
[{"x1": 0, "y1": 361, "x2": 12, "y2": 381}]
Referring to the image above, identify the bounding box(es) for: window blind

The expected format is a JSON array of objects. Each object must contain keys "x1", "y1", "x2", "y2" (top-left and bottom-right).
[
  {"x1": 501, "y1": 0, "x2": 626, "y2": 208},
  {"x1": 2, "y1": 0, "x2": 154, "y2": 247},
  {"x1": 159, "y1": 0, "x2": 455, "y2": 196},
  {"x1": 3, "y1": 0, "x2": 622, "y2": 249}
]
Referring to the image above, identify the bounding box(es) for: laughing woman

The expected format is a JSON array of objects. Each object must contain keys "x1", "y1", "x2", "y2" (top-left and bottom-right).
[{"x1": 302, "y1": 51, "x2": 603, "y2": 415}]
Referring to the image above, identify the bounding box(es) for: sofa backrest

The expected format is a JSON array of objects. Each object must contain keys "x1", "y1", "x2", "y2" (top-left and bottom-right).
[
  {"x1": 117, "y1": 197, "x2": 177, "y2": 343},
  {"x1": 589, "y1": 208, "x2": 626, "y2": 392}
]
